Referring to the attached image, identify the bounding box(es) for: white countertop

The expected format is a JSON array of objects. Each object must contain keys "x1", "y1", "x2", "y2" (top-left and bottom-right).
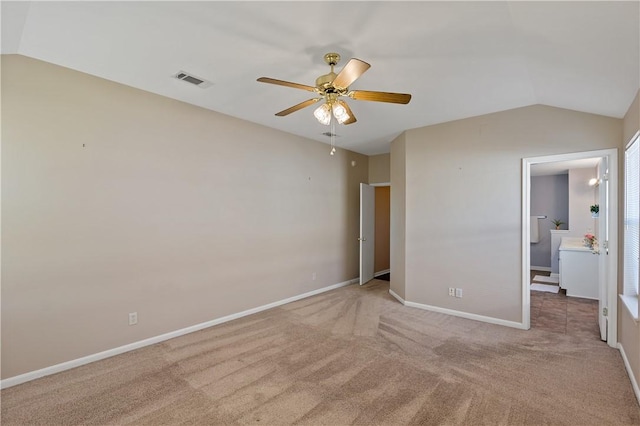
[{"x1": 559, "y1": 237, "x2": 592, "y2": 252}]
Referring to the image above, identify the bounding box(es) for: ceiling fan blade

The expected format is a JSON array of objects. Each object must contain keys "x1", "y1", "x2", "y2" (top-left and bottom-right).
[
  {"x1": 275, "y1": 98, "x2": 321, "y2": 116},
  {"x1": 257, "y1": 77, "x2": 316, "y2": 92},
  {"x1": 337, "y1": 100, "x2": 357, "y2": 125},
  {"x1": 332, "y1": 58, "x2": 371, "y2": 89},
  {"x1": 349, "y1": 90, "x2": 412, "y2": 104}
]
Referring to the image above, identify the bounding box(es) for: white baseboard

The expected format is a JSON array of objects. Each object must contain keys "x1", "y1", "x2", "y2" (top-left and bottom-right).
[
  {"x1": 0, "y1": 278, "x2": 358, "y2": 390},
  {"x1": 531, "y1": 266, "x2": 552, "y2": 272},
  {"x1": 375, "y1": 269, "x2": 390, "y2": 277},
  {"x1": 388, "y1": 289, "x2": 525, "y2": 330},
  {"x1": 618, "y1": 343, "x2": 640, "y2": 405},
  {"x1": 404, "y1": 300, "x2": 526, "y2": 329},
  {"x1": 550, "y1": 273, "x2": 559, "y2": 279},
  {"x1": 388, "y1": 288, "x2": 405, "y2": 304},
  {"x1": 405, "y1": 300, "x2": 526, "y2": 330}
]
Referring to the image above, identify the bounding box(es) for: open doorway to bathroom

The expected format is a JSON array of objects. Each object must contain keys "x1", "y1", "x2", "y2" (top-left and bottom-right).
[{"x1": 522, "y1": 149, "x2": 618, "y2": 348}]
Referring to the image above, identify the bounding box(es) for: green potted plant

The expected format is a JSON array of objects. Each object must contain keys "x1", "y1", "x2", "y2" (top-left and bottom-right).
[
  {"x1": 590, "y1": 204, "x2": 599, "y2": 218},
  {"x1": 551, "y1": 219, "x2": 565, "y2": 230}
]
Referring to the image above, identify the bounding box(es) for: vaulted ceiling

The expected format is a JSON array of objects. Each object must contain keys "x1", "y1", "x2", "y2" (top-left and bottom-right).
[{"x1": 2, "y1": 1, "x2": 638, "y2": 155}]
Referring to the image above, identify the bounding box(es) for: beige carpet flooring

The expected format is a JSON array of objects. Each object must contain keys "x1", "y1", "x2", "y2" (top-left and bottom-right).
[{"x1": 2, "y1": 280, "x2": 639, "y2": 425}]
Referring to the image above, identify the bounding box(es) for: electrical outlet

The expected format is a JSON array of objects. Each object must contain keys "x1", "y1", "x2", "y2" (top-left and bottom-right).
[
  {"x1": 455, "y1": 288, "x2": 463, "y2": 298},
  {"x1": 129, "y1": 312, "x2": 138, "y2": 326},
  {"x1": 449, "y1": 287, "x2": 455, "y2": 296}
]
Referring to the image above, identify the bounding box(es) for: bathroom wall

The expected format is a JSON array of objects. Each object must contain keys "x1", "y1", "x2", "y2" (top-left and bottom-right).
[
  {"x1": 568, "y1": 167, "x2": 598, "y2": 239},
  {"x1": 530, "y1": 174, "x2": 569, "y2": 269}
]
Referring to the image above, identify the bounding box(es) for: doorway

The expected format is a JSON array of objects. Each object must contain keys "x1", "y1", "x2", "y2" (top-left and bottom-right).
[
  {"x1": 374, "y1": 185, "x2": 391, "y2": 279},
  {"x1": 359, "y1": 183, "x2": 391, "y2": 285},
  {"x1": 522, "y1": 149, "x2": 618, "y2": 348}
]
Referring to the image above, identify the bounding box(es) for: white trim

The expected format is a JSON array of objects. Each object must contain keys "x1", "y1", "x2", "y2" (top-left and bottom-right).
[
  {"x1": 525, "y1": 149, "x2": 616, "y2": 165},
  {"x1": 550, "y1": 273, "x2": 559, "y2": 279},
  {"x1": 522, "y1": 158, "x2": 532, "y2": 329},
  {"x1": 370, "y1": 182, "x2": 390, "y2": 187},
  {"x1": 522, "y1": 149, "x2": 618, "y2": 346},
  {"x1": 404, "y1": 300, "x2": 527, "y2": 330},
  {"x1": 618, "y1": 343, "x2": 640, "y2": 405},
  {"x1": 388, "y1": 289, "x2": 405, "y2": 304},
  {"x1": 626, "y1": 130, "x2": 640, "y2": 149},
  {"x1": 375, "y1": 269, "x2": 390, "y2": 277},
  {"x1": 620, "y1": 294, "x2": 639, "y2": 323},
  {"x1": 0, "y1": 278, "x2": 358, "y2": 390},
  {"x1": 530, "y1": 266, "x2": 552, "y2": 272},
  {"x1": 390, "y1": 289, "x2": 525, "y2": 333}
]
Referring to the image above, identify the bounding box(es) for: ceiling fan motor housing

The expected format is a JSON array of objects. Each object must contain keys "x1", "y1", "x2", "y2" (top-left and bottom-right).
[
  {"x1": 317, "y1": 53, "x2": 347, "y2": 93},
  {"x1": 316, "y1": 72, "x2": 339, "y2": 92}
]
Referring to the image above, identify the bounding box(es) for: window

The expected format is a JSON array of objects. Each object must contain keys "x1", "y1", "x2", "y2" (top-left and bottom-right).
[{"x1": 623, "y1": 132, "x2": 640, "y2": 319}]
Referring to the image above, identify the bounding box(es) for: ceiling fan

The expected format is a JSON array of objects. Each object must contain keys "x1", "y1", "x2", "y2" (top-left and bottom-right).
[{"x1": 257, "y1": 53, "x2": 411, "y2": 126}]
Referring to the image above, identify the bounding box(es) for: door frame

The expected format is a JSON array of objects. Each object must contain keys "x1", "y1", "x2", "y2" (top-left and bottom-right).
[
  {"x1": 359, "y1": 183, "x2": 376, "y2": 285},
  {"x1": 359, "y1": 182, "x2": 391, "y2": 284},
  {"x1": 522, "y1": 149, "x2": 618, "y2": 348},
  {"x1": 371, "y1": 182, "x2": 391, "y2": 279},
  {"x1": 597, "y1": 156, "x2": 609, "y2": 341}
]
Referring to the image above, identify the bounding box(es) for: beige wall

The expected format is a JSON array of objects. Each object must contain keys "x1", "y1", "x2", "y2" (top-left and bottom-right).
[
  {"x1": 623, "y1": 91, "x2": 639, "y2": 145},
  {"x1": 368, "y1": 153, "x2": 390, "y2": 184},
  {"x1": 620, "y1": 309, "x2": 640, "y2": 390},
  {"x1": 390, "y1": 134, "x2": 406, "y2": 299},
  {"x1": 619, "y1": 89, "x2": 640, "y2": 389},
  {"x1": 399, "y1": 105, "x2": 621, "y2": 321},
  {"x1": 1, "y1": 55, "x2": 369, "y2": 378},
  {"x1": 374, "y1": 186, "x2": 390, "y2": 273}
]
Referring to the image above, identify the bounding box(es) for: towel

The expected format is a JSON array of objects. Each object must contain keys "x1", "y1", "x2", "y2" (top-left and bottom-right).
[
  {"x1": 530, "y1": 283, "x2": 559, "y2": 293},
  {"x1": 530, "y1": 216, "x2": 540, "y2": 243},
  {"x1": 533, "y1": 275, "x2": 559, "y2": 284}
]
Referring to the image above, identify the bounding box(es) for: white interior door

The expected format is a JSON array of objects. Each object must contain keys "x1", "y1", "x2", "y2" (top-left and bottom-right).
[
  {"x1": 359, "y1": 183, "x2": 375, "y2": 285},
  {"x1": 598, "y1": 157, "x2": 609, "y2": 341}
]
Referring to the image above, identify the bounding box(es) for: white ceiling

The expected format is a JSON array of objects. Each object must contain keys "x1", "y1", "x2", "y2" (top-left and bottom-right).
[{"x1": 2, "y1": 1, "x2": 639, "y2": 155}]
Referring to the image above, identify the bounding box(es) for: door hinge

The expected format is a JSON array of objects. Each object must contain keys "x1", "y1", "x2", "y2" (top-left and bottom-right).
[{"x1": 603, "y1": 307, "x2": 608, "y2": 317}]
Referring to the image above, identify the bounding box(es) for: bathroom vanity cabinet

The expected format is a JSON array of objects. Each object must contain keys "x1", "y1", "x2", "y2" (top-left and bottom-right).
[{"x1": 558, "y1": 237, "x2": 598, "y2": 299}]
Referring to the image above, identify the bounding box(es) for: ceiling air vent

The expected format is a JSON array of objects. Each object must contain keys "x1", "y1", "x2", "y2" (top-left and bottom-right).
[
  {"x1": 322, "y1": 132, "x2": 339, "y2": 137},
  {"x1": 173, "y1": 71, "x2": 213, "y2": 88}
]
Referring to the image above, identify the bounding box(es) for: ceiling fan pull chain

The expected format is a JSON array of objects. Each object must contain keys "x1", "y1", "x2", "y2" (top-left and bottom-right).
[{"x1": 330, "y1": 117, "x2": 336, "y2": 156}]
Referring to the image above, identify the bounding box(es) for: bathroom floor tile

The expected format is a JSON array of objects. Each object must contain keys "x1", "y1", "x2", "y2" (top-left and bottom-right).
[{"x1": 530, "y1": 270, "x2": 599, "y2": 339}]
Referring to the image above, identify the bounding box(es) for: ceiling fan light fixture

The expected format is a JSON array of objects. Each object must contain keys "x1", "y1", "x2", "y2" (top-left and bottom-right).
[
  {"x1": 314, "y1": 103, "x2": 332, "y2": 125},
  {"x1": 332, "y1": 102, "x2": 350, "y2": 124}
]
